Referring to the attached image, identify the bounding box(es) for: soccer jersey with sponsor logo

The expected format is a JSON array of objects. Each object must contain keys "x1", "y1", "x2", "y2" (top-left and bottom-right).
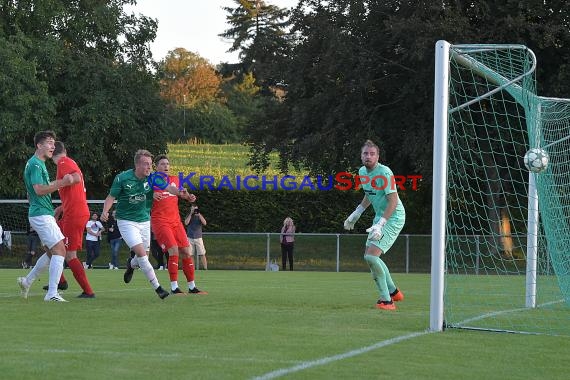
[
  {"x1": 358, "y1": 163, "x2": 405, "y2": 221},
  {"x1": 151, "y1": 174, "x2": 180, "y2": 222},
  {"x1": 109, "y1": 169, "x2": 153, "y2": 222},
  {"x1": 24, "y1": 155, "x2": 54, "y2": 217},
  {"x1": 57, "y1": 156, "x2": 89, "y2": 217}
]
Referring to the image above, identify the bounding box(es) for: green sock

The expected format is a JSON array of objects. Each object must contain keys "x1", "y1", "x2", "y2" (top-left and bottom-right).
[
  {"x1": 377, "y1": 258, "x2": 396, "y2": 294},
  {"x1": 364, "y1": 254, "x2": 390, "y2": 301}
]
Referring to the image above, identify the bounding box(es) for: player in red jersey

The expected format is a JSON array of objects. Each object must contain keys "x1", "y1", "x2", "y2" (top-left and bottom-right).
[
  {"x1": 47, "y1": 141, "x2": 96, "y2": 298},
  {"x1": 151, "y1": 155, "x2": 207, "y2": 295}
]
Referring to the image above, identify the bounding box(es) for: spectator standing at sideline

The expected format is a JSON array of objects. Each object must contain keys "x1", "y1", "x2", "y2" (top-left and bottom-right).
[
  {"x1": 106, "y1": 210, "x2": 122, "y2": 270},
  {"x1": 0, "y1": 222, "x2": 5, "y2": 257},
  {"x1": 280, "y1": 217, "x2": 295, "y2": 271},
  {"x1": 85, "y1": 212, "x2": 104, "y2": 268},
  {"x1": 22, "y1": 225, "x2": 41, "y2": 268},
  {"x1": 0, "y1": 222, "x2": 3, "y2": 256},
  {"x1": 184, "y1": 204, "x2": 208, "y2": 270}
]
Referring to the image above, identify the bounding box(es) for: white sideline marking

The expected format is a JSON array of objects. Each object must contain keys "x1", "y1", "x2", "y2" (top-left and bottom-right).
[{"x1": 251, "y1": 330, "x2": 430, "y2": 380}]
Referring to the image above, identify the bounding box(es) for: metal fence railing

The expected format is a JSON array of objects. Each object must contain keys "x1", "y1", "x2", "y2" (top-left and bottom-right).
[
  {"x1": 200, "y1": 232, "x2": 432, "y2": 273},
  {"x1": 0, "y1": 230, "x2": 432, "y2": 273}
]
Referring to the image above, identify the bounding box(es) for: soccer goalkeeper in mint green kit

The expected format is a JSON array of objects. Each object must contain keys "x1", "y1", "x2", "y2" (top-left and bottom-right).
[{"x1": 344, "y1": 140, "x2": 406, "y2": 310}]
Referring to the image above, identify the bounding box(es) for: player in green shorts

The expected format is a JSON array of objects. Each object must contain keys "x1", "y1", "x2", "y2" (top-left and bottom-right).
[{"x1": 343, "y1": 140, "x2": 406, "y2": 310}]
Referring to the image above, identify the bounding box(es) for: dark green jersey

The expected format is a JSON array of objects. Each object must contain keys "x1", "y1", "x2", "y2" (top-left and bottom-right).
[
  {"x1": 24, "y1": 155, "x2": 54, "y2": 217},
  {"x1": 109, "y1": 169, "x2": 153, "y2": 222}
]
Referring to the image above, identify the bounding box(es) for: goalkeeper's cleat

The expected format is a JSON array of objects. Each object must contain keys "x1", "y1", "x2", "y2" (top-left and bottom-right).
[
  {"x1": 155, "y1": 286, "x2": 169, "y2": 299},
  {"x1": 44, "y1": 293, "x2": 68, "y2": 302},
  {"x1": 17, "y1": 277, "x2": 31, "y2": 299},
  {"x1": 188, "y1": 287, "x2": 208, "y2": 295},
  {"x1": 376, "y1": 300, "x2": 396, "y2": 310},
  {"x1": 390, "y1": 288, "x2": 404, "y2": 302},
  {"x1": 42, "y1": 281, "x2": 69, "y2": 291},
  {"x1": 123, "y1": 257, "x2": 134, "y2": 284},
  {"x1": 171, "y1": 288, "x2": 186, "y2": 295}
]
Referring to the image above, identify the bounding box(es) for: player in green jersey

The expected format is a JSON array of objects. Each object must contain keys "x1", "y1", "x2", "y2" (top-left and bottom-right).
[
  {"x1": 18, "y1": 131, "x2": 74, "y2": 302},
  {"x1": 343, "y1": 140, "x2": 405, "y2": 310},
  {"x1": 101, "y1": 149, "x2": 170, "y2": 299}
]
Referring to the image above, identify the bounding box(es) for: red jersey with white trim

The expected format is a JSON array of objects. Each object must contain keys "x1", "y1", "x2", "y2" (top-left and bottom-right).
[
  {"x1": 151, "y1": 174, "x2": 180, "y2": 222},
  {"x1": 57, "y1": 156, "x2": 89, "y2": 217}
]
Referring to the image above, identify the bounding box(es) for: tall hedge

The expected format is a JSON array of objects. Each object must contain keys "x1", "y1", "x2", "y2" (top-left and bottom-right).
[{"x1": 182, "y1": 187, "x2": 430, "y2": 234}]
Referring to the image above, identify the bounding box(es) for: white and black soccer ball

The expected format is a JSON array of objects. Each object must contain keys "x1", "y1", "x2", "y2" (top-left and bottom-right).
[{"x1": 523, "y1": 148, "x2": 549, "y2": 173}]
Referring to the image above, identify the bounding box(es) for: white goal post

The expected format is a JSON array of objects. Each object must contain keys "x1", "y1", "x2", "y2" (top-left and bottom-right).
[{"x1": 430, "y1": 40, "x2": 551, "y2": 333}]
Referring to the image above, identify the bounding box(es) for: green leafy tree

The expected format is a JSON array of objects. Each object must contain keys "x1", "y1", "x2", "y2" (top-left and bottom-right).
[
  {"x1": 186, "y1": 101, "x2": 240, "y2": 144},
  {"x1": 220, "y1": 0, "x2": 291, "y2": 88},
  {"x1": 0, "y1": 0, "x2": 166, "y2": 197},
  {"x1": 157, "y1": 48, "x2": 222, "y2": 108},
  {"x1": 51, "y1": 54, "x2": 167, "y2": 194},
  {"x1": 0, "y1": 34, "x2": 56, "y2": 197},
  {"x1": 224, "y1": 72, "x2": 263, "y2": 141},
  {"x1": 156, "y1": 48, "x2": 244, "y2": 142},
  {"x1": 246, "y1": 0, "x2": 570, "y2": 179}
]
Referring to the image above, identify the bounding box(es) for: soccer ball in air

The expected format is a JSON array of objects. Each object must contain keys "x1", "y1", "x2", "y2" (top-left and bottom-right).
[{"x1": 523, "y1": 148, "x2": 549, "y2": 173}]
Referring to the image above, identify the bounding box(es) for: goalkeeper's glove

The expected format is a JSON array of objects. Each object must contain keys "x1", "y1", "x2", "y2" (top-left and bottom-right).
[
  {"x1": 343, "y1": 205, "x2": 366, "y2": 230},
  {"x1": 366, "y1": 217, "x2": 387, "y2": 241}
]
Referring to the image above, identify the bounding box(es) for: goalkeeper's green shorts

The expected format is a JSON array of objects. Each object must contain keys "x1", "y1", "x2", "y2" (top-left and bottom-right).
[{"x1": 366, "y1": 209, "x2": 405, "y2": 254}]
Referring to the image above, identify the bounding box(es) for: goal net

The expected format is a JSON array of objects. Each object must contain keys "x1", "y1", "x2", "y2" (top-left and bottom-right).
[
  {"x1": 431, "y1": 41, "x2": 570, "y2": 336},
  {"x1": 0, "y1": 200, "x2": 106, "y2": 268}
]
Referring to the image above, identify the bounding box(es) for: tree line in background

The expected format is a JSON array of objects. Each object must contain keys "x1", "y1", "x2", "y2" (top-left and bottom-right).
[
  {"x1": 0, "y1": 0, "x2": 165, "y2": 196},
  {"x1": 1, "y1": 0, "x2": 569, "y2": 233}
]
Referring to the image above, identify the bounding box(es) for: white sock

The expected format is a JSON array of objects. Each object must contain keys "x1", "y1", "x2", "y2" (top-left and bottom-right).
[
  {"x1": 26, "y1": 253, "x2": 50, "y2": 284},
  {"x1": 188, "y1": 280, "x2": 196, "y2": 290},
  {"x1": 130, "y1": 256, "x2": 140, "y2": 269},
  {"x1": 170, "y1": 281, "x2": 179, "y2": 291},
  {"x1": 47, "y1": 255, "x2": 65, "y2": 297},
  {"x1": 137, "y1": 255, "x2": 160, "y2": 289}
]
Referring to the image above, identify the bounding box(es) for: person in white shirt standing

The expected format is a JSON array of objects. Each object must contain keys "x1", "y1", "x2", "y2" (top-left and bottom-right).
[{"x1": 85, "y1": 212, "x2": 104, "y2": 269}]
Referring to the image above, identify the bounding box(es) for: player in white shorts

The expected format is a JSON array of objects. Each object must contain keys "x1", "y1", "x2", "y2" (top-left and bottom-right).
[
  {"x1": 101, "y1": 149, "x2": 174, "y2": 300},
  {"x1": 18, "y1": 130, "x2": 74, "y2": 302}
]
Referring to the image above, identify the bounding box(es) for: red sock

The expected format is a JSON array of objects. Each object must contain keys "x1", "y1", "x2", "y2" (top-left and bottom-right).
[
  {"x1": 68, "y1": 258, "x2": 94, "y2": 295},
  {"x1": 59, "y1": 273, "x2": 67, "y2": 284},
  {"x1": 182, "y1": 257, "x2": 195, "y2": 282},
  {"x1": 168, "y1": 255, "x2": 179, "y2": 281}
]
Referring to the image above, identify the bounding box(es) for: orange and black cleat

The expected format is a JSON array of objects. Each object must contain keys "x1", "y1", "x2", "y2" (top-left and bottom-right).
[
  {"x1": 390, "y1": 288, "x2": 404, "y2": 302},
  {"x1": 376, "y1": 300, "x2": 396, "y2": 310}
]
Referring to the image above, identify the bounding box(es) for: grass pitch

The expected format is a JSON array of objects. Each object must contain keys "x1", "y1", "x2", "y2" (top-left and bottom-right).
[{"x1": 0, "y1": 270, "x2": 567, "y2": 379}]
